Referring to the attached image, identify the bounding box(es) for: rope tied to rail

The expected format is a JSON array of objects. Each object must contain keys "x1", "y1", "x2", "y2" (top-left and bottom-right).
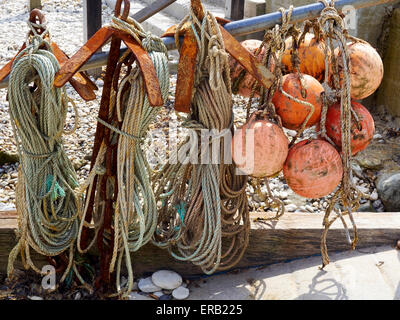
[
  {"x1": 6, "y1": 17, "x2": 82, "y2": 284},
  {"x1": 152, "y1": 3, "x2": 249, "y2": 274},
  {"x1": 241, "y1": 6, "x2": 300, "y2": 222},
  {"x1": 317, "y1": 0, "x2": 362, "y2": 268}
]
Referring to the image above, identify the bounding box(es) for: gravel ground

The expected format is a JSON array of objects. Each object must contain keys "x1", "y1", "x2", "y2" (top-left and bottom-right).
[
  {"x1": 0, "y1": 0, "x2": 398, "y2": 302},
  {"x1": 0, "y1": 0, "x2": 386, "y2": 215}
]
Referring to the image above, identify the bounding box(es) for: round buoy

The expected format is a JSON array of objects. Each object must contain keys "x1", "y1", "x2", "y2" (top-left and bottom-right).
[
  {"x1": 334, "y1": 41, "x2": 383, "y2": 100},
  {"x1": 272, "y1": 73, "x2": 324, "y2": 130},
  {"x1": 324, "y1": 101, "x2": 375, "y2": 156},
  {"x1": 232, "y1": 116, "x2": 289, "y2": 178},
  {"x1": 283, "y1": 139, "x2": 343, "y2": 198},
  {"x1": 282, "y1": 33, "x2": 327, "y2": 82},
  {"x1": 229, "y1": 39, "x2": 266, "y2": 97}
]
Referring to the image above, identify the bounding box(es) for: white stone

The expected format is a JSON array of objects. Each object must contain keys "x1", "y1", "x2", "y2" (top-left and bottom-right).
[
  {"x1": 305, "y1": 205, "x2": 314, "y2": 213},
  {"x1": 357, "y1": 186, "x2": 369, "y2": 194},
  {"x1": 279, "y1": 191, "x2": 288, "y2": 199},
  {"x1": 152, "y1": 270, "x2": 183, "y2": 290},
  {"x1": 172, "y1": 286, "x2": 190, "y2": 300},
  {"x1": 299, "y1": 206, "x2": 307, "y2": 212},
  {"x1": 370, "y1": 190, "x2": 379, "y2": 201},
  {"x1": 138, "y1": 277, "x2": 161, "y2": 293},
  {"x1": 285, "y1": 204, "x2": 297, "y2": 212},
  {"x1": 286, "y1": 130, "x2": 297, "y2": 137}
]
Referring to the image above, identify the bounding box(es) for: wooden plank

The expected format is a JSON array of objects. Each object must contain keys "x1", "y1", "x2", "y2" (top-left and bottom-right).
[{"x1": 1, "y1": 210, "x2": 399, "y2": 276}]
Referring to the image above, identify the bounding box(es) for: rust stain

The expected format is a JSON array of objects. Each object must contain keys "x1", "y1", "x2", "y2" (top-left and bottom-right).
[
  {"x1": 175, "y1": 28, "x2": 198, "y2": 113},
  {"x1": 219, "y1": 26, "x2": 275, "y2": 91},
  {"x1": 54, "y1": 26, "x2": 114, "y2": 88},
  {"x1": 0, "y1": 43, "x2": 26, "y2": 82},
  {"x1": 51, "y1": 42, "x2": 98, "y2": 101},
  {"x1": 117, "y1": 30, "x2": 164, "y2": 107},
  {"x1": 191, "y1": 0, "x2": 205, "y2": 20}
]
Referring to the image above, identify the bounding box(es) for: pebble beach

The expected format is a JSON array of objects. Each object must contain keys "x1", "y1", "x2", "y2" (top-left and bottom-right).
[{"x1": 0, "y1": 0, "x2": 395, "y2": 215}]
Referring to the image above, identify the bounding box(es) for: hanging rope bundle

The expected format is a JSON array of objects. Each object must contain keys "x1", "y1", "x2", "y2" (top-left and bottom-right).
[
  {"x1": 7, "y1": 19, "x2": 81, "y2": 281},
  {"x1": 111, "y1": 16, "x2": 169, "y2": 296},
  {"x1": 317, "y1": 0, "x2": 363, "y2": 267},
  {"x1": 76, "y1": 15, "x2": 169, "y2": 297},
  {"x1": 152, "y1": 5, "x2": 249, "y2": 274}
]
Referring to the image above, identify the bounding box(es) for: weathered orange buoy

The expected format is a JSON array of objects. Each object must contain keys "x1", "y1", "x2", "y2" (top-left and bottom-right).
[
  {"x1": 334, "y1": 41, "x2": 383, "y2": 100},
  {"x1": 283, "y1": 139, "x2": 343, "y2": 199},
  {"x1": 232, "y1": 116, "x2": 289, "y2": 178},
  {"x1": 272, "y1": 73, "x2": 324, "y2": 130},
  {"x1": 324, "y1": 100, "x2": 375, "y2": 156},
  {"x1": 281, "y1": 33, "x2": 327, "y2": 82},
  {"x1": 229, "y1": 39, "x2": 266, "y2": 97}
]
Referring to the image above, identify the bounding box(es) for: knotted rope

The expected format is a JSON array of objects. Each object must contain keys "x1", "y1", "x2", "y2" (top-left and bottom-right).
[
  {"x1": 317, "y1": 0, "x2": 362, "y2": 267},
  {"x1": 242, "y1": 7, "x2": 296, "y2": 221},
  {"x1": 152, "y1": 6, "x2": 249, "y2": 274},
  {"x1": 7, "y1": 19, "x2": 81, "y2": 283}
]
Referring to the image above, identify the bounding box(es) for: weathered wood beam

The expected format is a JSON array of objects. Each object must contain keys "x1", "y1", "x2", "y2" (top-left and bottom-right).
[
  {"x1": 225, "y1": 0, "x2": 245, "y2": 20},
  {"x1": 1, "y1": 210, "x2": 399, "y2": 276}
]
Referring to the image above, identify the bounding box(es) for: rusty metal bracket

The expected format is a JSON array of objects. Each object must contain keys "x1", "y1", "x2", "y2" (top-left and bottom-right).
[
  {"x1": 170, "y1": 0, "x2": 275, "y2": 113},
  {"x1": 53, "y1": 29, "x2": 163, "y2": 107},
  {"x1": 174, "y1": 28, "x2": 198, "y2": 113},
  {"x1": 0, "y1": 9, "x2": 98, "y2": 101},
  {"x1": 74, "y1": 0, "x2": 166, "y2": 291}
]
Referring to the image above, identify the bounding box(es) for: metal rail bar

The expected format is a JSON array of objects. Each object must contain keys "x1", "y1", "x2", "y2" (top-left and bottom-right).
[
  {"x1": 0, "y1": 0, "x2": 396, "y2": 89},
  {"x1": 133, "y1": 0, "x2": 178, "y2": 22}
]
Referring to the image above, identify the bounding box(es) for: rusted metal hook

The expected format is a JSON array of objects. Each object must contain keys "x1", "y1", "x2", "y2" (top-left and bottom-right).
[
  {"x1": 191, "y1": 0, "x2": 205, "y2": 20},
  {"x1": 114, "y1": 0, "x2": 130, "y2": 20},
  {"x1": 29, "y1": 8, "x2": 47, "y2": 36}
]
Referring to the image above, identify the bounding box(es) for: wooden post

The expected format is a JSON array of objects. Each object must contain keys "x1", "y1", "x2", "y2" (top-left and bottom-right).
[
  {"x1": 225, "y1": 0, "x2": 245, "y2": 20},
  {"x1": 28, "y1": 0, "x2": 42, "y2": 11},
  {"x1": 225, "y1": 0, "x2": 245, "y2": 41},
  {"x1": 83, "y1": 0, "x2": 103, "y2": 78}
]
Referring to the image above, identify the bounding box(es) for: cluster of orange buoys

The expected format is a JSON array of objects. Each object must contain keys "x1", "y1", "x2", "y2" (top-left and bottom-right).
[{"x1": 230, "y1": 33, "x2": 383, "y2": 199}]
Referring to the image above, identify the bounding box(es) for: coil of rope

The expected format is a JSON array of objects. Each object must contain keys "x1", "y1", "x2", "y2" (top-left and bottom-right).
[
  {"x1": 152, "y1": 5, "x2": 250, "y2": 274},
  {"x1": 76, "y1": 15, "x2": 169, "y2": 297},
  {"x1": 7, "y1": 18, "x2": 82, "y2": 283}
]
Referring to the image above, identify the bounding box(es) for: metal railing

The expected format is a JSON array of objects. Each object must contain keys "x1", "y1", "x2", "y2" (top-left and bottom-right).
[{"x1": 0, "y1": 0, "x2": 396, "y2": 89}]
